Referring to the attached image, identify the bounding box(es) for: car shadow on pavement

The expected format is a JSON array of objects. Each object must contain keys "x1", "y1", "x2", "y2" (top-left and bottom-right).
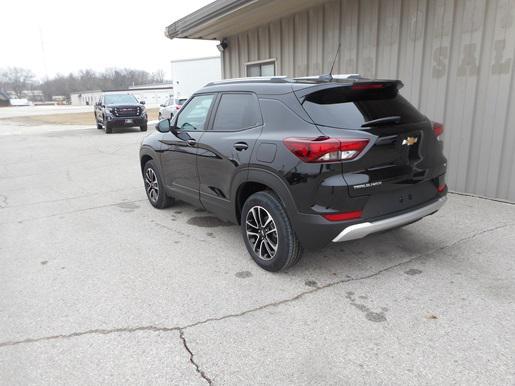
[
  {"x1": 161, "y1": 198, "x2": 442, "y2": 277},
  {"x1": 286, "y1": 226, "x2": 442, "y2": 276}
]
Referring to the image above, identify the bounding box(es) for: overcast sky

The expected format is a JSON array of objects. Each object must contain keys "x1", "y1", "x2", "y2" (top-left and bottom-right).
[{"x1": 0, "y1": 0, "x2": 218, "y2": 80}]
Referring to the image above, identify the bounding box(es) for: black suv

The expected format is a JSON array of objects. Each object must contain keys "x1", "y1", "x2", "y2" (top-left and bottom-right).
[
  {"x1": 139, "y1": 76, "x2": 447, "y2": 271},
  {"x1": 95, "y1": 93, "x2": 147, "y2": 134}
]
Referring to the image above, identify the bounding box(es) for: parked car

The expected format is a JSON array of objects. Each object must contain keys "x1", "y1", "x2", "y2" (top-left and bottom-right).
[
  {"x1": 158, "y1": 96, "x2": 188, "y2": 120},
  {"x1": 139, "y1": 76, "x2": 447, "y2": 271},
  {"x1": 95, "y1": 93, "x2": 147, "y2": 134}
]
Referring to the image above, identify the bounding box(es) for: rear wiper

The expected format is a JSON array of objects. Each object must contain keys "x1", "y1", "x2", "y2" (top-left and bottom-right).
[{"x1": 361, "y1": 116, "x2": 401, "y2": 127}]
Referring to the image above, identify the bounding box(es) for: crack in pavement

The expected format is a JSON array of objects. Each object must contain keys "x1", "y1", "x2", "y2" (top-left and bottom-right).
[
  {"x1": 151, "y1": 220, "x2": 211, "y2": 244},
  {"x1": 1, "y1": 223, "x2": 513, "y2": 384},
  {"x1": 179, "y1": 222, "x2": 515, "y2": 331},
  {"x1": 1, "y1": 186, "x2": 142, "y2": 209},
  {"x1": 0, "y1": 325, "x2": 180, "y2": 348},
  {"x1": 0, "y1": 199, "x2": 147, "y2": 225},
  {"x1": 180, "y1": 329, "x2": 213, "y2": 385},
  {"x1": 449, "y1": 191, "x2": 515, "y2": 205},
  {"x1": 0, "y1": 152, "x2": 135, "y2": 180},
  {"x1": 1, "y1": 222, "x2": 512, "y2": 351}
]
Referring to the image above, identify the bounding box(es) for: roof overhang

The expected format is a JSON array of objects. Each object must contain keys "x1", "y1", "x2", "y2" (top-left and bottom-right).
[{"x1": 165, "y1": 0, "x2": 330, "y2": 40}]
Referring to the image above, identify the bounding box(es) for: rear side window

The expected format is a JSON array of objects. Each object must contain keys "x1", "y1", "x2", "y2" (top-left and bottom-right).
[
  {"x1": 212, "y1": 93, "x2": 261, "y2": 131},
  {"x1": 301, "y1": 86, "x2": 425, "y2": 129}
]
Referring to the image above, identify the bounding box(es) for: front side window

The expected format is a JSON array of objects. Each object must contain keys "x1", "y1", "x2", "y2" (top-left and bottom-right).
[
  {"x1": 176, "y1": 94, "x2": 215, "y2": 131},
  {"x1": 212, "y1": 93, "x2": 261, "y2": 131}
]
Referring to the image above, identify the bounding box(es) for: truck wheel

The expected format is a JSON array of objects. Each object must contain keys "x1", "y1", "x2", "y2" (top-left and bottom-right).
[
  {"x1": 241, "y1": 191, "x2": 303, "y2": 272},
  {"x1": 143, "y1": 160, "x2": 174, "y2": 209},
  {"x1": 104, "y1": 118, "x2": 112, "y2": 134},
  {"x1": 95, "y1": 113, "x2": 102, "y2": 129},
  {"x1": 140, "y1": 124, "x2": 147, "y2": 132}
]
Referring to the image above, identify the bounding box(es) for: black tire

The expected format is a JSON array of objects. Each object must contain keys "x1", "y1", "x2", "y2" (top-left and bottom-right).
[
  {"x1": 158, "y1": 112, "x2": 162, "y2": 120},
  {"x1": 104, "y1": 117, "x2": 112, "y2": 134},
  {"x1": 95, "y1": 113, "x2": 102, "y2": 129},
  {"x1": 241, "y1": 191, "x2": 303, "y2": 272},
  {"x1": 143, "y1": 160, "x2": 174, "y2": 209},
  {"x1": 140, "y1": 123, "x2": 147, "y2": 132}
]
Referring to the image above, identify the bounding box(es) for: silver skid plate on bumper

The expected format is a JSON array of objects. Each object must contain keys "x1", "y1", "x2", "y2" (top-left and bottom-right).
[{"x1": 332, "y1": 196, "x2": 447, "y2": 243}]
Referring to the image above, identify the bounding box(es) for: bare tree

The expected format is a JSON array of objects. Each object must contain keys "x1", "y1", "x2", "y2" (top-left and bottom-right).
[
  {"x1": 152, "y1": 69, "x2": 165, "y2": 83},
  {"x1": 0, "y1": 67, "x2": 35, "y2": 97},
  {"x1": 1, "y1": 66, "x2": 169, "y2": 100}
]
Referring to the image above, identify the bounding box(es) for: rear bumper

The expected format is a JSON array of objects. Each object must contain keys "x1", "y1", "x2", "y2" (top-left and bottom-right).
[{"x1": 332, "y1": 196, "x2": 447, "y2": 242}]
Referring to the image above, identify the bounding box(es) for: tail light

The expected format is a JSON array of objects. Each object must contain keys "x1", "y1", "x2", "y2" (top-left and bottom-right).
[
  {"x1": 176, "y1": 105, "x2": 181, "y2": 110},
  {"x1": 437, "y1": 183, "x2": 447, "y2": 193},
  {"x1": 351, "y1": 83, "x2": 385, "y2": 90},
  {"x1": 432, "y1": 122, "x2": 444, "y2": 140},
  {"x1": 283, "y1": 136, "x2": 369, "y2": 163},
  {"x1": 323, "y1": 210, "x2": 362, "y2": 222}
]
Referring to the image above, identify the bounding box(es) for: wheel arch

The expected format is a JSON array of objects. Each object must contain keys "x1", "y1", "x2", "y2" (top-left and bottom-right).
[
  {"x1": 140, "y1": 146, "x2": 159, "y2": 173},
  {"x1": 233, "y1": 168, "x2": 298, "y2": 225},
  {"x1": 140, "y1": 155, "x2": 153, "y2": 171}
]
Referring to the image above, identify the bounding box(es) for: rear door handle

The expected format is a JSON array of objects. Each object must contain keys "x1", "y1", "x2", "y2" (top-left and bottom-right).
[{"x1": 233, "y1": 142, "x2": 248, "y2": 151}]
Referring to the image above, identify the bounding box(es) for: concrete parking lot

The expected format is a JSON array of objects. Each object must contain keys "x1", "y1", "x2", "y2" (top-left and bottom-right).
[{"x1": 0, "y1": 114, "x2": 514, "y2": 385}]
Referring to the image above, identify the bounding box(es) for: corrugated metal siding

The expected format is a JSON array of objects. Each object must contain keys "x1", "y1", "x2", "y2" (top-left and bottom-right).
[{"x1": 222, "y1": 0, "x2": 515, "y2": 202}]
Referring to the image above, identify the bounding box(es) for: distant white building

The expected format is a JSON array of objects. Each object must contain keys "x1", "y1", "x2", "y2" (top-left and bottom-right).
[
  {"x1": 70, "y1": 57, "x2": 221, "y2": 107},
  {"x1": 70, "y1": 83, "x2": 174, "y2": 107},
  {"x1": 171, "y1": 56, "x2": 221, "y2": 98},
  {"x1": 21, "y1": 90, "x2": 45, "y2": 102}
]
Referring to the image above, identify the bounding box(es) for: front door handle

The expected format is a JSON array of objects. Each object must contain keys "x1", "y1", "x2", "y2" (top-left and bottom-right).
[
  {"x1": 233, "y1": 142, "x2": 249, "y2": 151},
  {"x1": 187, "y1": 139, "x2": 197, "y2": 146}
]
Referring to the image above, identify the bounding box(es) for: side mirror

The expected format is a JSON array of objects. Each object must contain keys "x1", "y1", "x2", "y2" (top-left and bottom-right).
[
  {"x1": 140, "y1": 100, "x2": 146, "y2": 105},
  {"x1": 159, "y1": 104, "x2": 165, "y2": 107},
  {"x1": 155, "y1": 119, "x2": 171, "y2": 133}
]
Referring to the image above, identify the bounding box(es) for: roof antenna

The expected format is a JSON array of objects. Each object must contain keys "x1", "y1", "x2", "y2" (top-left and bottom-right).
[{"x1": 320, "y1": 43, "x2": 341, "y2": 82}]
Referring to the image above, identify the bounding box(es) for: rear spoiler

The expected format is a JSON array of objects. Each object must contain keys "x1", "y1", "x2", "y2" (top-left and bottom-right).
[{"x1": 294, "y1": 80, "x2": 404, "y2": 103}]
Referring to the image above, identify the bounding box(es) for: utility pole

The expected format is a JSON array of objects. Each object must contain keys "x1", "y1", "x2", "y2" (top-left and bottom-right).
[{"x1": 38, "y1": 25, "x2": 49, "y2": 80}]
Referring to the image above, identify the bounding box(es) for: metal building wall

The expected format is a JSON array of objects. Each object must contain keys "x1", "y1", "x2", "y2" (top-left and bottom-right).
[{"x1": 222, "y1": 0, "x2": 515, "y2": 202}]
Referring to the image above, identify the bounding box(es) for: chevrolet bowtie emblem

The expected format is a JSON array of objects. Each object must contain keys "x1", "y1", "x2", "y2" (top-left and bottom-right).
[{"x1": 402, "y1": 136, "x2": 418, "y2": 146}]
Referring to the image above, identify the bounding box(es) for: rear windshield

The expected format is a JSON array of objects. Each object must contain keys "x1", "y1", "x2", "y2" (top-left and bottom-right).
[{"x1": 301, "y1": 86, "x2": 425, "y2": 129}]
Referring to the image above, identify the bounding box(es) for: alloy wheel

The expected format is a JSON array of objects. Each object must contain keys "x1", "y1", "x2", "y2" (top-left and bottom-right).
[
  {"x1": 245, "y1": 206, "x2": 278, "y2": 260},
  {"x1": 145, "y1": 168, "x2": 159, "y2": 203}
]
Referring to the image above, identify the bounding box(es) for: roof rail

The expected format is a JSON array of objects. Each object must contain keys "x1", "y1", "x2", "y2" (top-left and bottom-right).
[
  {"x1": 203, "y1": 74, "x2": 368, "y2": 88},
  {"x1": 205, "y1": 76, "x2": 291, "y2": 87},
  {"x1": 293, "y1": 74, "x2": 364, "y2": 82}
]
